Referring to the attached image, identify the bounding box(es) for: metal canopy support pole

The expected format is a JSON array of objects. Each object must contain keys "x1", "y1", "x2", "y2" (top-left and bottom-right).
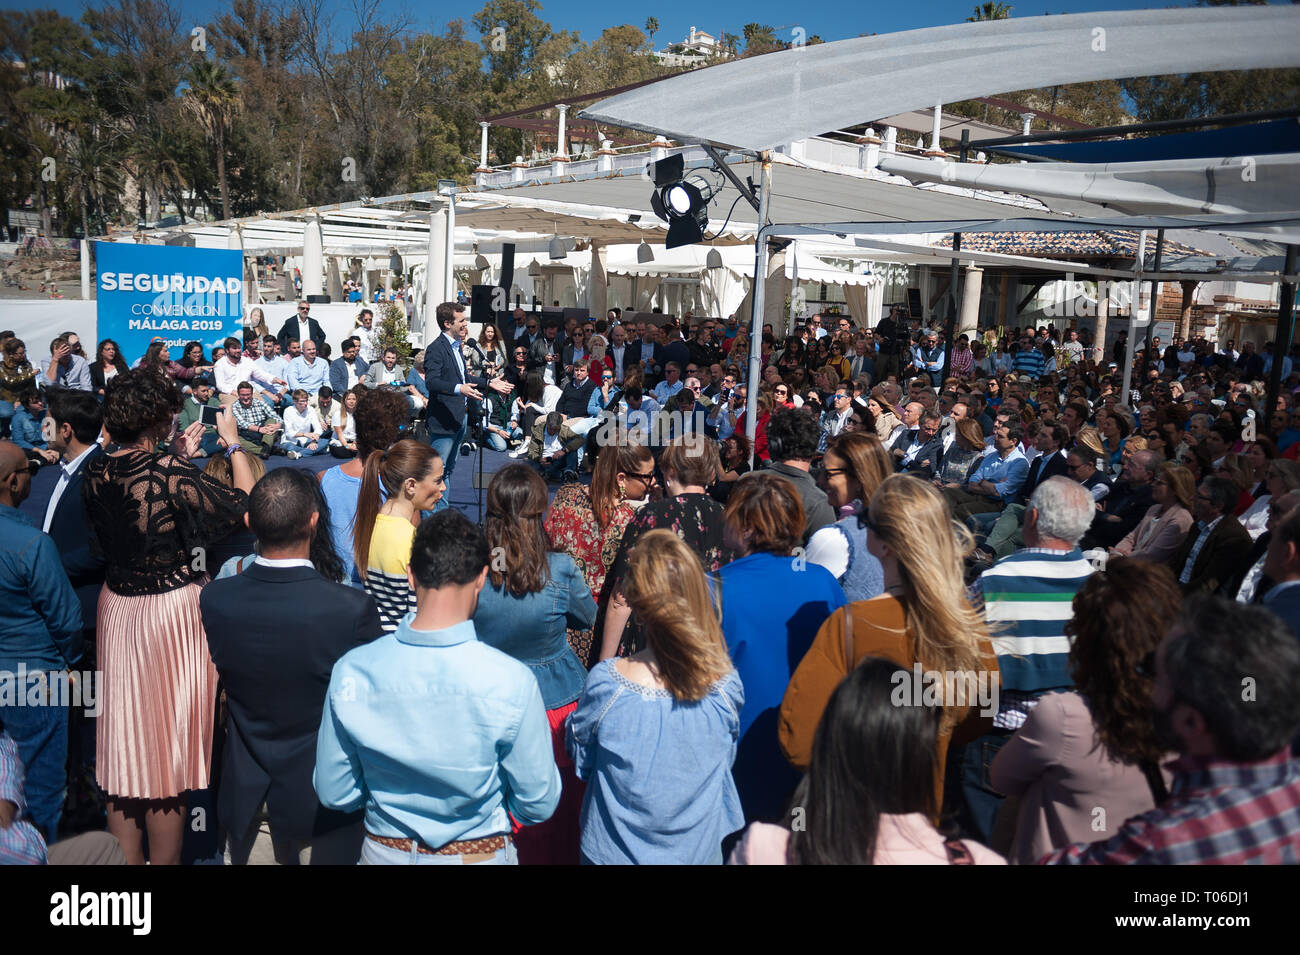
[
  {"x1": 1121, "y1": 230, "x2": 1148, "y2": 404},
  {"x1": 745, "y1": 152, "x2": 772, "y2": 470},
  {"x1": 1141, "y1": 228, "x2": 1165, "y2": 384},
  {"x1": 1265, "y1": 244, "x2": 1299, "y2": 439},
  {"x1": 941, "y1": 130, "x2": 970, "y2": 382}
]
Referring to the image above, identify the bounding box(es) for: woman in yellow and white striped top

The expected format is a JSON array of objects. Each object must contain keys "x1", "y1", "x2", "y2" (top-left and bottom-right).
[{"x1": 352, "y1": 439, "x2": 445, "y2": 631}]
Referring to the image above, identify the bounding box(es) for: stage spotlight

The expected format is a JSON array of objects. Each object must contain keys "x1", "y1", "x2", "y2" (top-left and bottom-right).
[{"x1": 647, "y1": 153, "x2": 716, "y2": 250}]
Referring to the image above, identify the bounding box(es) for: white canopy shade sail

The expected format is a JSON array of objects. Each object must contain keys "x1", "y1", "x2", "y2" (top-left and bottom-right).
[
  {"x1": 581, "y1": 6, "x2": 1300, "y2": 152},
  {"x1": 879, "y1": 152, "x2": 1300, "y2": 221}
]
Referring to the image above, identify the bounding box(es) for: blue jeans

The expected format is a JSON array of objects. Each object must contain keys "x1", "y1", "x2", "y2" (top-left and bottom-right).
[
  {"x1": 0, "y1": 399, "x2": 14, "y2": 438},
  {"x1": 948, "y1": 730, "x2": 1014, "y2": 843},
  {"x1": 428, "y1": 422, "x2": 466, "y2": 513},
  {"x1": 0, "y1": 675, "x2": 70, "y2": 842},
  {"x1": 281, "y1": 437, "x2": 331, "y2": 456}
]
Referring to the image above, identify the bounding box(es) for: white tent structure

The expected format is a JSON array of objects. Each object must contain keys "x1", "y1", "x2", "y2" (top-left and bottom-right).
[{"x1": 579, "y1": 4, "x2": 1300, "y2": 460}]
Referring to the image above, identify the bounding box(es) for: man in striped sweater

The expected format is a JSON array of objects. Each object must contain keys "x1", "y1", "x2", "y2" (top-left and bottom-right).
[{"x1": 951, "y1": 476, "x2": 1097, "y2": 842}]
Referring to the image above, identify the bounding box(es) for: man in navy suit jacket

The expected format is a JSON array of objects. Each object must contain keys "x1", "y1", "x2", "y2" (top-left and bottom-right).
[
  {"x1": 276, "y1": 302, "x2": 328, "y2": 355},
  {"x1": 328, "y1": 336, "x2": 370, "y2": 395},
  {"x1": 424, "y1": 302, "x2": 514, "y2": 510},
  {"x1": 200, "y1": 469, "x2": 383, "y2": 864},
  {"x1": 40, "y1": 390, "x2": 104, "y2": 642},
  {"x1": 1262, "y1": 505, "x2": 1300, "y2": 641}
]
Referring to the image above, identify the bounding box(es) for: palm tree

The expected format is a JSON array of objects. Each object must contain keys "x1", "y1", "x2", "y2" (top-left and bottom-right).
[
  {"x1": 967, "y1": 2, "x2": 1013, "y2": 21},
  {"x1": 65, "y1": 127, "x2": 125, "y2": 238},
  {"x1": 183, "y1": 60, "x2": 241, "y2": 220}
]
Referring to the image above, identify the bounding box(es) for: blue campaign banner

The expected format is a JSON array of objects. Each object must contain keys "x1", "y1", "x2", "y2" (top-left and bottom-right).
[{"x1": 95, "y1": 242, "x2": 243, "y2": 364}]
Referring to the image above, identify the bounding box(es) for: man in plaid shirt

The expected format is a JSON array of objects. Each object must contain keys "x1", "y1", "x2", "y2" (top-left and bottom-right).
[
  {"x1": 231, "y1": 381, "x2": 286, "y2": 458},
  {"x1": 1043, "y1": 596, "x2": 1300, "y2": 864}
]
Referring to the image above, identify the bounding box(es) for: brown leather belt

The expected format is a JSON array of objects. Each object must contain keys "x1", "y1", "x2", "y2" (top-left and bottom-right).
[{"x1": 365, "y1": 831, "x2": 511, "y2": 857}]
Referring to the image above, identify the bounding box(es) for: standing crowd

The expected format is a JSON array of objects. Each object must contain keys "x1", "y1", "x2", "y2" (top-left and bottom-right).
[{"x1": 2, "y1": 301, "x2": 1299, "y2": 865}]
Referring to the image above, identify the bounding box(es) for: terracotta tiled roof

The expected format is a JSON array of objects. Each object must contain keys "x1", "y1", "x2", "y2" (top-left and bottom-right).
[{"x1": 936, "y1": 230, "x2": 1205, "y2": 258}]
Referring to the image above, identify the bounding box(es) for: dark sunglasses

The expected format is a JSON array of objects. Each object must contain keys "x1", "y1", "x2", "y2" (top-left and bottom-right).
[{"x1": 625, "y1": 469, "x2": 656, "y2": 482}]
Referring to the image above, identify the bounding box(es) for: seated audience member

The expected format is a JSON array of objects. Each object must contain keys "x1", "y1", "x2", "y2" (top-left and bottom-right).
[
  {"x1": 568, "y1": 530, "x2": 743, "y2": 864},
  {"x1": 39, "y1": 336, "x2": 92, "y2": 392},
  {"x1": 329, "y1": 337, "x2": 370, "y2": 395},
  {"x1": 897, "y1": 409, "x2": 945, "y2": 480},
  {"x1": 231, "y1": 381, "x2": 286, "y2": 458},
  {"x1": 529, "y1": 411, "x2": 583, "y2": 482},
  {"x1": 281, "y1": 389, "x2": 330, "y2": 456},
  {"x1": 328, "y1": 387, "x2": 362, "y2": 458},
  {"x1": 1261, "y1": 502, "x2": 1300, "y2": 638},
  {"x1": 1081, "y1": 449, "x2": 1158, "y2": 550},
  {"x1": 1042, "y1": 596, "x2": 1300, "y2": 864},
  {"x1": 315, "y1": 511, "x2": 561, "y2": 865},
  {"x1": 719, "y1": 472, "x2": 847, "y2": 824},
  {"x1": 1168, "y1": 476, "x2": 1253, "y2": 595},
  {"x1": 201, "y1": 469, "x2": 384, "y2": 865},
  {"x1": 352, "y1": 441, "x2": 445, "y2": 632},
  {"x1": 763, "y1": 407, "x2": 836, "y2": 542},
  {"x1": 287, "y1": 340, "x2": 329, "y2": 405},
  {"x1": 473, "y1": 465, "x2": 593, "y2": 865},
  {"x1": 731, "y1": 659, "x2": 1005, "y2": 865},
  {"x1": 780, "y1": 475, "x2": 998, "y2": 814},
  {"x1": 990, "y1": 560, "x2": 1181, "y2": 864},
  {"x1": 178, "y1": 375, "x2": 223, "y2": 457},
  {"x1": 1109, "y1": 463, "x2": 1196, "y2": 564},
  {"x1": 942, "y1": 423, "x2": 1029, "y2": 525},
  {"x1": 9, "y1": 391, "x2": 53, "y2": 458}
]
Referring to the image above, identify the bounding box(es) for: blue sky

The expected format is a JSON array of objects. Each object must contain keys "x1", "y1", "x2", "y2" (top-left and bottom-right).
[{"x1": 12, "y1": 0, "x2": 1207, "y2": 45}]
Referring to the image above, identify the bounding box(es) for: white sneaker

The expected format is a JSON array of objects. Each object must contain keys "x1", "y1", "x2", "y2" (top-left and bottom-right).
[
  {"x1": 287, "y1": 450, "x2": 302, "y2": 460},
  {"x1": 508, "y1": 445, "x2": 529, "y2": 458}
]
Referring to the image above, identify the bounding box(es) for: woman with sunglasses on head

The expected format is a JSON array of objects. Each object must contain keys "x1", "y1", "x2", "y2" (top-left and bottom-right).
[
  {"x1": 597, "y1": 438, "x2": 734, "y2": 663},
  {"x1": 546, "y1": 430, "x2": 653, "y2": 668},
  {"x1": 731, "y1": 658, "x2": 1005, "y2": 865},
  {"x1": 989, "y1": 560, "x2": 1179, "y2": 864},
  {"x1": 780, "y1": 475, "x2": 998, "y2": 811}
]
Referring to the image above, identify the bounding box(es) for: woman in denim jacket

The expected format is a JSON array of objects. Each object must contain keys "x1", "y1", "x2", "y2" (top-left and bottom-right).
[{"x1": 474, "y1": 464, "x2": 595, "y2": 864}]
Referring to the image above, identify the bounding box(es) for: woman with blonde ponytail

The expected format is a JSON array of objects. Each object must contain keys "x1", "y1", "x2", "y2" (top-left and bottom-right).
[
  {"x1": 352, "y1": 439, "x2": 445, "y2": 631},
  {"x1": 567, "y1": 530, "x2": 743, "y2": 864},
  {"x1": 779, "y1": 474, "x2": 999, "y2": 811}
]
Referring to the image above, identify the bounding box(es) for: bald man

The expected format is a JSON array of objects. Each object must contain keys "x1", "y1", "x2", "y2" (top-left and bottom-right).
[{"x1": 0, "y1": 440, "x2": 83, "y2": 843}]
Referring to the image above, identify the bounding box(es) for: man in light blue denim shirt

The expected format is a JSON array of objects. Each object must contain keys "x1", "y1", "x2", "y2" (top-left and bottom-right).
[
  {"x1": 314, "y1": 510, "x2": 560, "y2": 864},
  {"x1": 942, "y1": 422, "x2": 1029, "y2": 526}
]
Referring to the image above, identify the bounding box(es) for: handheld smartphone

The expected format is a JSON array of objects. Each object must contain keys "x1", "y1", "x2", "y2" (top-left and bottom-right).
[{"x1": 200, "y1": 405, "x2": 222, "y2": 427}]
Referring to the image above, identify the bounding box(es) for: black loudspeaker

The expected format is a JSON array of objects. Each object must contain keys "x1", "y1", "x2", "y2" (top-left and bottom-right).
[
  {"x1": 498, "y1": 242, "x2": 515, "y2": 296},
  {"x1": 471, "y1": 284, "x2": 500, "y2": 324},
  {"x1": 306, "y1": 294, "x2": 331, "y2": 304},
  {"x1": 906, "y1": 288, "x2": 923, "y2": 319}
]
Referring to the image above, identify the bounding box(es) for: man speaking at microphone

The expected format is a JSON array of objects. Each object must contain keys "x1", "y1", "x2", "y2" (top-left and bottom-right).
[{"x1": 424, "y1": 302, "x2": 513, "y2": 511}]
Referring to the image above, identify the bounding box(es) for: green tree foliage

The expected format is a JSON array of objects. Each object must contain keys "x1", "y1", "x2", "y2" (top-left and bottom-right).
[{"x1": 967, "y1": 3, "x2": 1013, "y2": 21}]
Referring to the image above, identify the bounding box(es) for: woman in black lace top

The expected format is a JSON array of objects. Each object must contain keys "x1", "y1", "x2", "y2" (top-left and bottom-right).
[{"x1": 83, "y1": 369, "x2": 254, "y2": 864}]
